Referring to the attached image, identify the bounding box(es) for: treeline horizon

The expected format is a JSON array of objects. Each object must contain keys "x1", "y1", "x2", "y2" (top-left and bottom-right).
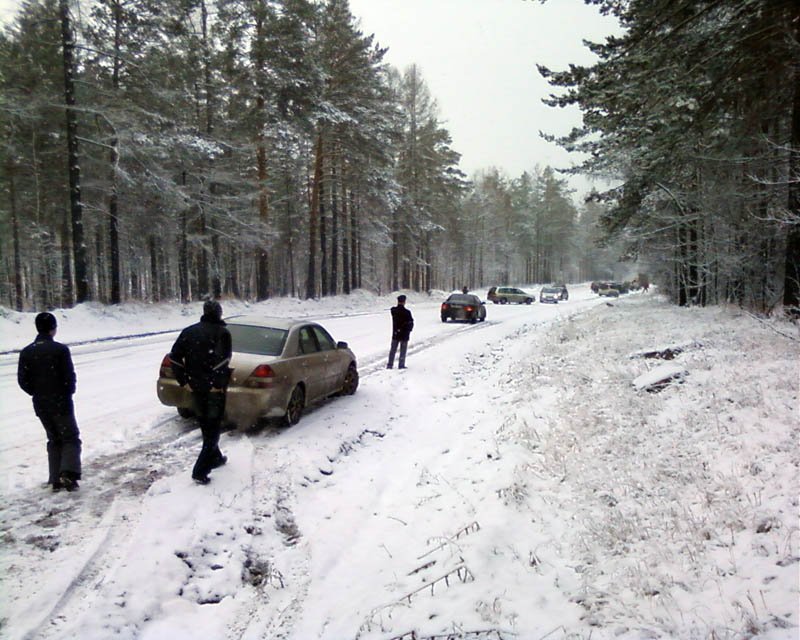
[
  {"x1": 3, "y1": 0, "x2": 794, "y2": 316},
  {"x1": 1, "y1": 0, "x2": 613, "y2": 314}
]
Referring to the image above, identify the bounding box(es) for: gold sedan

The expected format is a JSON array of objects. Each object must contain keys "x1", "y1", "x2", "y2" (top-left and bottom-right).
[{"x1": 157, "y1": 316, "x2": 359, "y2": 428}]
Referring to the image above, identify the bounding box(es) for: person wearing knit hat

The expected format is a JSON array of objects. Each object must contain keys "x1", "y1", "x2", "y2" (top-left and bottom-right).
[
  {"x1": 169, "y1": 300, "x2": 232, "y2": 484},
  {"x1": 17, "y1": 312, "x2": 83, "y2": 492},
  {"x1": 387, "y1": 295, "x2": 414, "y2": 369}
]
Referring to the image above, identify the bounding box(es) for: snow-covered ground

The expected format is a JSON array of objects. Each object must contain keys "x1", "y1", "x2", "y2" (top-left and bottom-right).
[{"x1": 0, "y1": 287, "x2": 797, "y2": 640}]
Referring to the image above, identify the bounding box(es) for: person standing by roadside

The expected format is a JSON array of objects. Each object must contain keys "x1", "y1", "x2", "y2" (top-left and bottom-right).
[
  {"x1": 17, "y1": 312, "x2": 82, "y2": 492},
  {"x1": 169, "y1": 300, "x2": 232, "y2": 485},
  {"x1": 387, "y1": 294, "x2": 414, "y2": 369}
]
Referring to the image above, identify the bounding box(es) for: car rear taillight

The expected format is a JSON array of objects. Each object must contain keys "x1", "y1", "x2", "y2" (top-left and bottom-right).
[
  {"x1": 465, "y1": 306, "x2": 474, "y2": 312},
  {"x1": 245, "y1": 364, "x2": 275, "y2": 388},
  {"x1": 159, "y1": 354, "x2": 175, "y2": 378},
  {"x1": 441, "y1": 303, "x2": 449, "y2": 310}
]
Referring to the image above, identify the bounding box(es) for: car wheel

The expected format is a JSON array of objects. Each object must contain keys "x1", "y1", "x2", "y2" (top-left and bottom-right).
[
  {"x1": 499, "y1": 297, "x2": 507, "y2": 304},
  {"x1": 283, "y1": 385, "x2": 305, "y2": 426},
  {"x1": 441, "y1": 315, "x2": 448, "y2": 322},
  {"x1": 177, "y1": 407, "x2": 194, "y2": 419},
  {"x1": 341, "y1": 364, "x2": 359, "y2": 395},
  {"x1": 525, "y1": 298, "x2": 532, "y2": 304},
  {"x1": 470, "y1": 316, "x2": 477, "y2": 324}
]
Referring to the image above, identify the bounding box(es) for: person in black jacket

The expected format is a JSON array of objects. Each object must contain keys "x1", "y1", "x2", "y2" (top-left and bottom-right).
[
  {"x1": 170, "y1": 300, "x2": 232, "y2": 485},
  {"x1": 387, "y1": 294, "x2": 414, "y2": 369},
  {"x1": 17, "y1": 312, "x2": 82, "y2": 492}
]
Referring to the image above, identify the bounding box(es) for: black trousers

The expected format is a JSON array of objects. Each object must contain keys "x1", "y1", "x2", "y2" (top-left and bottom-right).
[
  {"x1": 387, "y1": 339, "x2": 408, "y2": 368},
  {"x1": 37, "y1": 408, "x2": 82, "y2": 484},
  {"x1": 191, "y1": 390, "x2": 226, "y2": 479}
]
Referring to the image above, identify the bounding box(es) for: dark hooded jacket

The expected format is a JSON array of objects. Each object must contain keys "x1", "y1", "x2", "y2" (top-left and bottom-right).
[
  {"x1": 18, "y1": 334, "x2": 77, "y2": 415},
  {"x1": 169, "y1": 314, "x2": 232, "y2": 393},
  {"x1": 390, "y1": 305, "x2": 414, "y2": 342}
]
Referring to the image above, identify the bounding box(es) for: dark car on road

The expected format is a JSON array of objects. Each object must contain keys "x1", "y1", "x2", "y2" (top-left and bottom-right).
[
  {"x1": 539, "y1": 286, "x2": 563, "y2": 303},
  {"x1": 441, "y1": 293, "x2": 487, "y2": 323}
]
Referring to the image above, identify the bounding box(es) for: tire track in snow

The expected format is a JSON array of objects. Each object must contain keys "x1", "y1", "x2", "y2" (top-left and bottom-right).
[
  {"x1": 2, "y1": 297, "x2": 607, "y2": 639},
  {"x1": 2, "y1": 414, "x2": 202, "y2": 638},
  {"x1": 226, "y1": 437, "x2": 312, "y2": 640}
]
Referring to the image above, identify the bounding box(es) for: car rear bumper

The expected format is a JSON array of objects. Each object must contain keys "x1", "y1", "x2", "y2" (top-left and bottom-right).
[
  {"x1": 157, "y1": 378, "x2": 288, "y2": 424},
  {"x1": 445, "y1": 309, "x2": 478, "y2": 320}
]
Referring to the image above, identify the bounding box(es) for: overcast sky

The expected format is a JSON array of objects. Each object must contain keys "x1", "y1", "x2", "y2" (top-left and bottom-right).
[
  {"x1": 0, "y1": 0, "x2": 621, "y2": 195},
  {"x1": 348, "y1": 0, "x2": 621, "y2": 195}
]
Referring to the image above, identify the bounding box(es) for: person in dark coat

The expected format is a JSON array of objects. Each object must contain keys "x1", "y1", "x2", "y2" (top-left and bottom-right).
[
  {"x1": 387, "y1": 294, "x2": 414, "y2": 369},
  {"x1": 17, "y1": 312, "x2": 82, "y2": 492},
  {"x1": 169, "y1": 300, "x2": 232, "y2": 485}
]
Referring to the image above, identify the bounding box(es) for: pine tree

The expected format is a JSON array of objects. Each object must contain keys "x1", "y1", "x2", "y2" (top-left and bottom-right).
[{"x1": 540, "y1": 0, "x2": 798, "y2": 312}]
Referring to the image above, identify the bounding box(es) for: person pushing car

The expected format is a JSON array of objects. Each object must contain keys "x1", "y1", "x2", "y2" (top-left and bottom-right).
[{"x1": 169, "y1": 300, "x2": 232, "y2": 485}]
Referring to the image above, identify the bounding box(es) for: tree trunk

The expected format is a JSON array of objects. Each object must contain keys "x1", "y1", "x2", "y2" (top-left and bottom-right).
[
  {"x1": 391, "y1": 209, "x2": 399, "y2": 291},
  {"x1": 95, "y1": 230, "x2": 105, "y2": 302},
  {"x1": 306, "y1": 133, "x2": 323, "y2": 299},
  {"x1": 319, "y1": 157, "x2": 328, "y2": 297},
  {"x1": 286, "y1": 175, "x2": 297, "y2": 298},
  {"x1": 198, "y1": 209, "x2": 209, "y2": 297},
  {"x1": 229, "y1": 245, "x2": 240, "y2": 298},
  {"x1": 109, "y1": 140, "x2": 121, "y2": 304},
  {"x1": 108, "y1": 0, "x2": 122, "y2": 304},
  {"x1": 254, "y1": 9, "x2": 270, "y2": 301},
  {"x1": 330, "y1": 154, "x2": 339, "y2": 296},
  {"x1": 149, "y1": 236, "x2": 160, "y2": 302},
  {"x1": 130, "y1": 248, "x2": 139, "y2": 299},
  {"x1": 211, "y1": 233, "x2": 221, "y2": 298},
  {"x1": 341, "y1": 172, "x2": 350, "y2": 295},
  {"x1": 784, "y1": 15, "x2": 800, "y2": 314},
  {"x1": 179, "y1": 175, "x2": 190, "y2": 303},
  {"x1": 7, "y1": 162, "x2": 23, "y2": 310},
  {"x1": 60, "y1": 0, "x2": 88, "y2": 304},
  {"x1": 350, "y1": 189, "x2": 359, "y2": 290},
  {"x1": 61, "y1": 213, "x2": 73, "y2": 308},
  {"x1": 256, "y1": 130, "x2": 270, "y2": 300}
]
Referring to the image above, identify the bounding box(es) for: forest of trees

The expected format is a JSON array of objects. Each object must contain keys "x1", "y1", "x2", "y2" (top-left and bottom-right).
[
  {"x1": 540, "y1": 0, "x2": 799, "y2": 314},
  {"x1": 2, "y1": 0, "x2": 794, "y2": 315},
  {"x1": 0, "y1": 0, "x2": 589, "y2": 312}
]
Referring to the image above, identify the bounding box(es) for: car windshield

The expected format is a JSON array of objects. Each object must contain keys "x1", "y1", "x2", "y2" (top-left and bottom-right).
[
  {"x1": 227, "y1": 324, "x2": 288, "y2": 356},
  {"x1": 542, "y1": 287, "x2": 559, "y2": 293},
  {"x1": 447, "y1": 294, "x2": 477, "y2": 304}
]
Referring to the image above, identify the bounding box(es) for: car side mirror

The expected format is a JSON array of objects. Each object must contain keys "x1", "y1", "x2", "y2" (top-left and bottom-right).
[{"x1": 336, "y1": 341, "x2": 348, "y2": 349}]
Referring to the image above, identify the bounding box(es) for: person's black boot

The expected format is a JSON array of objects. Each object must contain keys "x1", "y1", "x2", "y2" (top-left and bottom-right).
[{"x1": 60, "y1": 473, "x2": 79, "y2": 492}]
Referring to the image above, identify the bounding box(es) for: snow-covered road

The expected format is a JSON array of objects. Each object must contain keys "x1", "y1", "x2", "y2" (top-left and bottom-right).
[
  {"x1": 1, "y1": 288, "x2": 797, "y2": 640},
  {"x1": 0, "y1": 291, "x2": 599, "y2": 495}
]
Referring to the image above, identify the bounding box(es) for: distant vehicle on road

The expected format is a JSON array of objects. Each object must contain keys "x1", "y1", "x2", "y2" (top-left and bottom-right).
[
  {"x1": 487, "y1": 286, "x2": 535, "y2": 305},
  {"x1": 440, "y1": 293, "x2": 487, "y2": 323},
  {"x1": 597, "y1": 284, "x2": 620, "y2": 297},
  {"x1": 552, "y1": 284, "x2": 569, "y2": 300},
  {"x1": 539, "y1": 286, "x2": 563, "y2": 303}
]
